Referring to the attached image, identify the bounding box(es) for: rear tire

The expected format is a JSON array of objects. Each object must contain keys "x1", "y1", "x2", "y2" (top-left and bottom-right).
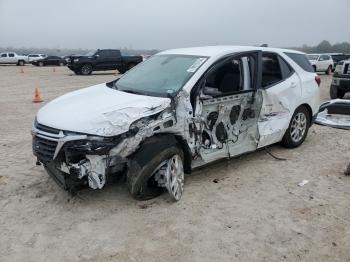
[
  {"x1": 330, "y1": 85, "x2": 345, "y2": 99},
  {"x1": 80, "y1": 64, "x2": 92, "y2": 75},
  {"x1": 59, "y1": 62, "x2": 64, "y2": 66},
  {"x1": 281, "y1": 106, "x2": 310, "y2": 148},
  {"x1": 326, "y1": 65, "x2": 332, "y2": 75}
]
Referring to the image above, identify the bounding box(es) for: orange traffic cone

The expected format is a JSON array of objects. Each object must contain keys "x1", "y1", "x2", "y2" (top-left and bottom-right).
[
  {"x1": 19, "y1": 67, "x2": 24, "y2": 73},
  {"x1": 33, "y1": 88, "x2": 43, "y2": 103},
  {"x1": 53, "y1": 67, "x2": 56, "y2": 72}
]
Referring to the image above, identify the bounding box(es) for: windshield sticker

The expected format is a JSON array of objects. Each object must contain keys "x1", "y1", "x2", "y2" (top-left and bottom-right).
[{"x1": 187, "y1": 58, "x2": 206, "y2": 73}]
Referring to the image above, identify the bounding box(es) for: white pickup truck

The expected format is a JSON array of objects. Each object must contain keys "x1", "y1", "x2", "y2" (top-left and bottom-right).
[{"x1": 0, "y1": 52, "x2": 27, "y2": 65}]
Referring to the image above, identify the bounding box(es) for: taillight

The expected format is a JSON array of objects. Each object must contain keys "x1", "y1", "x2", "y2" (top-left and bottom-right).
[{"x1": 315, "y1": 76, "x2": 321, "y2": 87}]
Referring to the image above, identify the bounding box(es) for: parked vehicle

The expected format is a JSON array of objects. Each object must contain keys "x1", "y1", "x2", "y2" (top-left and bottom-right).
[
  {"x1": 66, "y1": 49, "x2": 143, "y2": 75},
  {"x1": 0, "y1": 52, "x2": 27, "y2": 65},
  {"x1": 32, "y1": 46, "x2": 320, "y2": 201},
  {"x1": 28, "y1": 54, "x2": 47, "y2": 63},
  {"x1": 316, "y1": 99, "x2": 350, "y2": 129},
  {"x1": 330, "y1": 59, "x2": 350, "y2": 98},
  {"x1": 32, "y1": 56, "x2": 66, "y2": 66},
  {"x1": 307, "y1": 54, "x2": 333, "y2": 74},
  {"x1": 331, "y1": 54, "x2": 350, "y2": 69}
]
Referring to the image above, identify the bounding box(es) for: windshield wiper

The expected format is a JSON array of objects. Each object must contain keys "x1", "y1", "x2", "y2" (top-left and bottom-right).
[{"x1": 121, "y1": 89, "x2": 145, "y2": 95}]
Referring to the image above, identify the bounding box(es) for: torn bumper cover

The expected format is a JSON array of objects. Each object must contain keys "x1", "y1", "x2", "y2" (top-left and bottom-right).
[
  {"x1": 32, "y1": 121, "x2": 130, "y2": 192},
  {"x1": 315, "y1": 99, "x2": 350, "y2": 130}
]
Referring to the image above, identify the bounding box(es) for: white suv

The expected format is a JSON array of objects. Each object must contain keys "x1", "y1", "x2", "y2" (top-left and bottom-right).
[
  {"x1": 32, "y1": 46, "x2": 320, "y2": 201},
  {"x1": 307, "y1": 54, "x2": 333, "y2": 74}
]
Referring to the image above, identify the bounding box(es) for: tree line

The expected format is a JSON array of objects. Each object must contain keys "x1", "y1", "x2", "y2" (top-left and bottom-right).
[{"x1": 1, "y1": 40, "x2": 350, "y2": 56}]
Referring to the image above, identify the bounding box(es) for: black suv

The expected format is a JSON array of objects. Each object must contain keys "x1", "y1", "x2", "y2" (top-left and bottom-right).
[{"x1": 66, "y1": 49, "x2": 143, "y2": 75}]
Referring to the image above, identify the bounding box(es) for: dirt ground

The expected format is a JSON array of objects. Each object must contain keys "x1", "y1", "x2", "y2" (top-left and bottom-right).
[{"x1": 0, "y1": 65, "x2": 350, "y2": 262}]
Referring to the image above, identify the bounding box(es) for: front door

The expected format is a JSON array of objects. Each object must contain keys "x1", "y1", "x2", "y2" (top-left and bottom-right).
[
  {"x1": 193, "y1": 52, "x2": 263, "y2": 164},
  {"x1": 257, "y1": 52, "x2": 302, "y2": 148}
]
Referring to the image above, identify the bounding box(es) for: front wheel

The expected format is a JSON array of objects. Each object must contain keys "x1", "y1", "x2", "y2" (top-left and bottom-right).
[
  {"x1": 17, "y1": 60, "x2": 25, "y2": 66},
  {"x1": 80, "y1": 64, "x2": 92, "y2": 75},
  {"x1": 127, "y1": 145, "x2": 185, "y2": 201},
  {"x1": 39, "y1": 61, "x2": 44, "y2": 67},
  {"x1": 330, "y1": 85, "x2": 345, "y2": 99},
  {"x1": 281, "y1": 106, "x2": 310, "y2": 148}
]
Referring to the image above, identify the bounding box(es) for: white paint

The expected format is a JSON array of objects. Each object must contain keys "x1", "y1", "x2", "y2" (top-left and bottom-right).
[{"x1": 37, "y1": 83, "x2": 170, "y2": 136}]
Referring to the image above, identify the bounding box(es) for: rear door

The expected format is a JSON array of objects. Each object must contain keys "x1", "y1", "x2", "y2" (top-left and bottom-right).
[
  {"x1": 8, "y1": 53, "x2": 16, "y2": 63},
  {"x1": 194, "y1": 51, "x2": 263, "y2": 163},
  {"x1": 257, "y1": 52, "x2": 302, "y2": 148},
  {"x1": 318, "y1": 55, "x2": 330, "y2": 71}
]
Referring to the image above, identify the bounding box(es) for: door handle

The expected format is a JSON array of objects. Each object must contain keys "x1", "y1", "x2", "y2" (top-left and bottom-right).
[{"x1": 290, "y1": 82, "x2": 297, "y2": 88}]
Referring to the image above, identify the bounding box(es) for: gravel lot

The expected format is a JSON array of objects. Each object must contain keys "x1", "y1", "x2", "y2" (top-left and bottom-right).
[{"x1": 0, "y1": 65, "x2": 350, "y2": 262}]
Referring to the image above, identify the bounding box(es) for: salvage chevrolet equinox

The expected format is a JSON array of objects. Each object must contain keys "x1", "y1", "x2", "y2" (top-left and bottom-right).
[{"x1": 32, "y1": 46, "x2": 320, "y2": 201}]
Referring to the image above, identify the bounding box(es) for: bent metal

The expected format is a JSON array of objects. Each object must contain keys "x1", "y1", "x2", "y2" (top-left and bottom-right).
[{"x1": 32, "y1": 46, "x2": 320, "y2": 201}]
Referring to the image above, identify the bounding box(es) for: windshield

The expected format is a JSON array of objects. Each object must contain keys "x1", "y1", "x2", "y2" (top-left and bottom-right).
[
  {"x1": 85, "y1": 51, "x2": 96, "y2": 56},
  {"x1": 307, "y1": 55, "x2": 319, "y2": 60},
  {"x1": 115, "y1": 55, "x2": 207, "y2": 96}
]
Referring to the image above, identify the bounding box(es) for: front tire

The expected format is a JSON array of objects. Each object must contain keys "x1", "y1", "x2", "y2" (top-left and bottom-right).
[
  {"x1": 17, "y1": 60, "x2": 25, "y2": 66},
  {"x1": 80, "y1": 64, "x2": 92, "y2": 75},
  {"x1": 127, "y1": 143, "x2": 184, "y2": 201},
  {"x1": 39, "y1": 61, "x2": 44, "y2": 67},
  {"x1": 281, "y1": 106, "x2": 310, "y2": 148},
  {"x1": 330, "y1": 85, "x2": 345, "y2": 99}
]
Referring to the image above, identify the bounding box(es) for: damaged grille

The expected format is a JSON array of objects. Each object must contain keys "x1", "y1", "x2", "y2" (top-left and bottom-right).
[{"x1": 33, "y1": 136, "x2": 58, "y2": 161}]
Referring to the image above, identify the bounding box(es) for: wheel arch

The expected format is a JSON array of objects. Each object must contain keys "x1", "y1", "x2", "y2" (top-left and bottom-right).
[
  {"x1": 129, "y1": 133, "x2": 192, "y2": 174},
  {"x1": 297, "y1": 103, "x2": 313, "y2": 124}
]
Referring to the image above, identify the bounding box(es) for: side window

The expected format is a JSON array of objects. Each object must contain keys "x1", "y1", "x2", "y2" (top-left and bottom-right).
[
  {"x1": 1, "y1": 53, "x2": 7, "y2": 57},
  {"x1": 110, "y1": 50, "x2": 121, "y2": 57},
  {"x1": 319, "y1": 55, "x2": 329, "y2": 61},
  {"x1": 278, "y1": 56, "x2": 294, "y2": 79},
  {"x1": 285, "y1": 53, "x2": 314, "y2": 73},
  {"x1": 261, "y1": 53, "x2": 282, "y2": 87},
  {"x1": 9, "y1": 53, "x2": 15, "y2": 57},
  {"x1": 98, "y1": 50, "x2": 109, "y2": 57},
  {"x1": 203, "y1": 58, "x2": 243, "y2": 96}
]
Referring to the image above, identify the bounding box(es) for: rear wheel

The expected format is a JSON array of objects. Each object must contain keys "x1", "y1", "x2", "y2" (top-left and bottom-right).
[
  {"x1": 281, "y1": 106, "x2": 310, "y2": 148},
  {"x1": 326, "y1": 65, "x2": 332, "y2": 75},
  {"x1": 80, "y1": 64, "x2": 92, "y2": 75},
  {"x1": 59, "y1": 62, "x2": 64, "y2": 66},
  {"x1": 330, "y1": 85, "x2": 345, "y2": 99}
]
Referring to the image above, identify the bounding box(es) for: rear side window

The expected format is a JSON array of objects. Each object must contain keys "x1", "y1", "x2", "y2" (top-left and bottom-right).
[
  {"x1": 9, "y1": 53, "x2": 15, "y2": 57},
  {"x1": 285, "y1": 53, "x2": 314, "y2": 73}
]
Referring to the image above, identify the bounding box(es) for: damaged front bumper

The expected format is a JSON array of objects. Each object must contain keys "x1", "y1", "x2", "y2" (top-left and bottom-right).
[{"x1": 32, "y1": 121, "x2": 127, "y2": 193}]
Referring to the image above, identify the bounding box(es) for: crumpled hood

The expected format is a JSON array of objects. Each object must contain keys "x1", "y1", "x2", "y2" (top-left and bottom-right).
[{"x1": 36, "y1": 83, "x2": 171, "y2": 136}]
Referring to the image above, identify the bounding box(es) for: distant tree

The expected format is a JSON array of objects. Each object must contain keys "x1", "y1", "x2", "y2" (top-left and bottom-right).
[{"x1": 316, "y1": 40, "x2": 332, "y2": 53}]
